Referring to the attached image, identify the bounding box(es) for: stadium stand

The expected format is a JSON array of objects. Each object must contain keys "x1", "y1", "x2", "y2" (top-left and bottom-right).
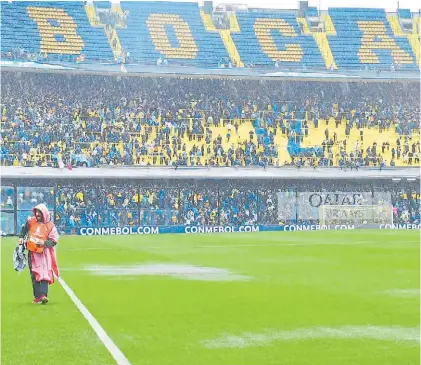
[
  {"x1": 1, "y1": 72, "x2": 419, "y2": 169},
  {"x1": 397, "y1": 9, "x2": 412, "y2": 19},
  {"x1": 328, "y1": 8, "x2": 418, "y2": 70},
  {"x1": 1, "y1": 1, "x2": 114, "y2": 62},
  {"x1": 305, "y1": 7, "x2": 319, "y2": 18},
  {"x1": 1, "y1": 2, "x2": 419, "y2": 70},
  {"x1": 0, "y1": 3, "x2": 420, "y2": 235},
  {"x1": 117, "y1": 1, "x2": 229, "y2": 66},
  {"x1": 1, "y1": 179, "x2": 418, "y2": 230},
  {"x1": 230, "y1": 11, "x2": 325, "y2": 68}
]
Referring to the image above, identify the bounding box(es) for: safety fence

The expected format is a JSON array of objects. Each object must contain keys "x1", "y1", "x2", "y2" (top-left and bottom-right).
[{"x1": 1, "y1": 178, "x2": 419, "y2": 235}]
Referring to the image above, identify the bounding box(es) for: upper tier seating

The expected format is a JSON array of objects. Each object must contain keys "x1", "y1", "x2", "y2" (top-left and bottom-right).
[
  {"x1": 328, "y1": 7, "x2": 418, "y2": 70},
  {"x1": 1, "y1": 2, "x2": 419, "y2": 70},
  {"x1": 231, "y1": 11, "x2": 325, "y2": 67},
  {"x1": 118, "y1": 1, "x2": 229, "y2": 66},
  {"x1": 1, "y1": 1, "x2": 113, "y2": 61}
]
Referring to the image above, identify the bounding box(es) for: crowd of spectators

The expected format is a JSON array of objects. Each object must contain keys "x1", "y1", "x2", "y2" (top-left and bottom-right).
[
  {"x1": 1, "y1": 72, "x2": 419, "y2": 168},
  {"x1": 1, "y1": 48, "x2": 48, "y2": 63},
  {"x1": 54, "y1": 184, "x2": 180, "y2": 227},
  {"x1": 1, "y1": 180, "x2": 418, "y2": 232},
  {"x1": 1, "y1": 186, "x2": 56, "y2": 228},
  {"x1": 0, "y1": 186, "x2": 14, "y2": 210},
  {"x1": 391, "y1": 187, "x2": 420, "y2": 225},
  {"x1": 16, "y1": 187, "x2": 55, "y2": 210}
]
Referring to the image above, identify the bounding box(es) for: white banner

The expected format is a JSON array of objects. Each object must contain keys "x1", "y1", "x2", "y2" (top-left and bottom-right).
[{"x1": 277, "y1": 191, "x2": 392, "y2": 220}]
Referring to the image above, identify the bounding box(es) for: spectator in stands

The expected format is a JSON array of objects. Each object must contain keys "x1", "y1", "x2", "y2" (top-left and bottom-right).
[
  {"x1": 1, "y1": 73, "x2": 419, "y2": 168},
  {"x1": 0, "y1": 179, "x2": 412, "y2": 231}
]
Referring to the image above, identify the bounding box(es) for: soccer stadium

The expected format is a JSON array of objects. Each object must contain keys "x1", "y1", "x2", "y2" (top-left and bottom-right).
[{"x1": 0, "y1": 1, "x2": 420, "y2": 364}]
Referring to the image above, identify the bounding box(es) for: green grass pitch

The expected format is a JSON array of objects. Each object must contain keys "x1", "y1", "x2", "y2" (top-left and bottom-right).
[{"x1": 1, "y1": 230, "x2": 419, "y2": 365}]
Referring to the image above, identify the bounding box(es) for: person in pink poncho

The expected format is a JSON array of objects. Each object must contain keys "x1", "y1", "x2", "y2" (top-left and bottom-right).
[{"x1": 19, "y1": 203, "x2": 60, "y2": 304}]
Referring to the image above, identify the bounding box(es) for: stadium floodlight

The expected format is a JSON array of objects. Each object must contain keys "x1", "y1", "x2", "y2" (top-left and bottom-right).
[
  {"x1": 392, "y1": 178, "x2": 401, "y2": 182},
  {"x1": 407, "y1": 178, "x2": 416, "y2": 181},
  {"x1": 319, "y1": 205, "x2": 393, "y2": 227}
]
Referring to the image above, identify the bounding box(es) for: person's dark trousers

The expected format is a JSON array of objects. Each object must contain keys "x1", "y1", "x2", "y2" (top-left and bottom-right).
[{"x1": 28, "y1": 253, "x2": 48, "y2": 298}]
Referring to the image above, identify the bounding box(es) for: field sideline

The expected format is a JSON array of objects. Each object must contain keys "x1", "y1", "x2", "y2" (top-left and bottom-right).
[{"x1": 1, "y1": 230, "x2": 420, "y2": 365}]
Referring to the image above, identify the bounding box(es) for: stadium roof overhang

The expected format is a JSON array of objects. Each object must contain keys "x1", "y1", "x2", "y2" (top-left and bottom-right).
[
  {"x1": 1, "y1": 166, "x2": 420, "y2": 180},
  {"x1": 1, "y1": 61, "x2": 420, "y2": 83}
]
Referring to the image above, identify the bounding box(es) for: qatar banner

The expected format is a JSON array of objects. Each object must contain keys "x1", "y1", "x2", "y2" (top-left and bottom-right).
[{"x1": 277, "y1": 191, "x2": 392, "y2": 220}]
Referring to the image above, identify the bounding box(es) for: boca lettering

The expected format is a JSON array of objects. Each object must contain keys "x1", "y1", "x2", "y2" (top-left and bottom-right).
[
  {"x1": 146, "y1": 14, "x2": 198, "y2": 59},
  {"x1": 27, "y1": 7, "x2": 84, "y2": 55},
  {"x1": 357, "y1": 21, "x2": 414, "y2": 65},
  {"x1": 253, "y1": 18, "x2": 303, "y2": 63}
]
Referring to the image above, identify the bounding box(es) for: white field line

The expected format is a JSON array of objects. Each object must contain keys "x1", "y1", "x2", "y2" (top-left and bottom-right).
[{"x1": 57, "y1": 276, "x2": 131, "y2": 365}]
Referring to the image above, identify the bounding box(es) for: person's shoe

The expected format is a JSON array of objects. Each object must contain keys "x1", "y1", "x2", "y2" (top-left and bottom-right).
[
  {"x1": 40, "y1": 295, "x2": 48, "y2": 305},
  {"x1": 32, "y1": 297, "x2": 42, "y2": 304}
]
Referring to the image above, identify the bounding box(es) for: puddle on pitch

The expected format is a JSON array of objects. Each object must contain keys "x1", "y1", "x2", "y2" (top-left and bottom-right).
[
  {"x1": 383, "y1": 289, "x2": 420, "y2": 297},
  {"x1": 203, "y1": 326, "x2": 421, "y2": 349},
  {"x1": 84, "y1": 263, "x2": 251, "y2": 282}
]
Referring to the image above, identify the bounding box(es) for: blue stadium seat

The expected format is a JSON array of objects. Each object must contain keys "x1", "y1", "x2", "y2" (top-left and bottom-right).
[
  {"x1": 0, "y1": 2, "x2": 418, "y2": 70},
  {"x1": 1, "y1": 2, "x2": 113, "y2": 61},
  {"x1": 305, "y1": 7, "x2": 318, "y2": 17},
  {"x1": 328, "y1": 8, "x2": 417, "y2": 70},
  {"x1": 118, "y1": 1, "x2": 228, "y2": 66},
  {"x1": 231, "y1": 11, "x2": 324, "y2": 67},
  {"x1": 397, "y1": 9, "x2": 412, "y2": 19}
]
